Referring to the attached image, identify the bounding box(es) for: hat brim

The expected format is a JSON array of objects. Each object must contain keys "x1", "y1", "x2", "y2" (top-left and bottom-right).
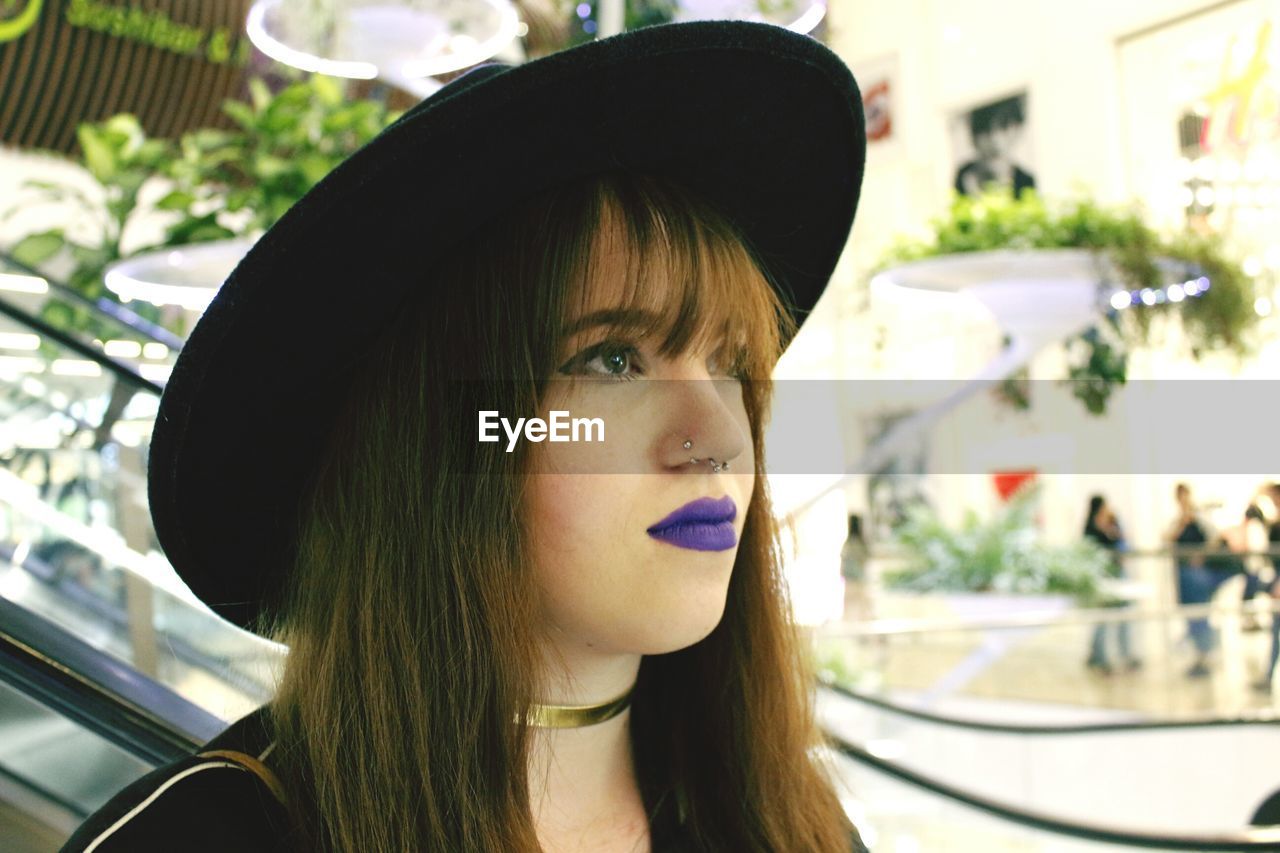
[{"x1": 148, "y1": 20, "x2": 866, "y2": 630}]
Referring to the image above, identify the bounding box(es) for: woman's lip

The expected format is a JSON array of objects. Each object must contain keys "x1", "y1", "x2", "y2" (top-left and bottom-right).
[
  {"x1": 648, "y1": 521, "x2": 736, "y2": 552},
  {"x1": 646, "y1": 495, "x2": 737, "y2": 532}
]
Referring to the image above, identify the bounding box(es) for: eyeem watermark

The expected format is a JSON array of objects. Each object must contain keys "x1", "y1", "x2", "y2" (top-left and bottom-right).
[{"x1": 479, "y1": 410, "x2": 604, "y2": 452}]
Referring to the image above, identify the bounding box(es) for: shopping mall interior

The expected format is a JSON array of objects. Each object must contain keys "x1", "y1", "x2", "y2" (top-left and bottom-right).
[{"x1": 3, "y1": 0, "x2": 1280, "y2": 850}]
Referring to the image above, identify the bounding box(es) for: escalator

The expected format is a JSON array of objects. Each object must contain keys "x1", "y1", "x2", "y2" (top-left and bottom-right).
[
  {"x1": 0, "y1": 253, "x2": 282, "y2": 724},
  {"x1": 819, "y1": 683, "x2": 1280, "y2": 836},
  {"x1": 2, "y1": 256, "x2": 1280, "y2": 850},
  {"x1": 819, "y1": 684, "x2": 1280, "y2": 850},
  {"x1": 0, "y1": 597, "x2": 219, "y2": 852},
  {"x1": 0, "y1": 253, "x2": 280, "y2": 850}
]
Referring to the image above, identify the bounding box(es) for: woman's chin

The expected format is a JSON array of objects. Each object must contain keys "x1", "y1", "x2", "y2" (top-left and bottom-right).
[{"x1": 628, "y1": 605, "x2": 729, "y2": 656}]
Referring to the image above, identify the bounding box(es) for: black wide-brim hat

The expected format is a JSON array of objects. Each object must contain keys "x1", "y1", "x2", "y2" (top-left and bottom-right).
[{"x1": 148, "y1": 20, "x2": 867, "y2": 631}]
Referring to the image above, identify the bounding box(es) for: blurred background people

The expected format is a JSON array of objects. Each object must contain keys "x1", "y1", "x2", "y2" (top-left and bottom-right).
[
  {"x1": 1167, "y1": 482, "x2": 1216, "y2": 677},
  {"x1": 1253, "y1": 483, "x2": 1280, "y2": 693},
  {"x1": 1218, "y1": 500, "x2": 1270, "y2": 630},
  {"x1": 1083, "y1": 494, "x2": 1140, "y2": 675},
  {"x1": 842, "y1": 513, "x2": 872, "y2": 623}
]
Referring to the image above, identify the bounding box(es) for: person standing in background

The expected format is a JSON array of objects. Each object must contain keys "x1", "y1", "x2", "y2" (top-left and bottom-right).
[
  {"x1": 1168, "y1": 483, "x2": 1216, "y2": 678},
  {"x1": 1220, "y1": 501, "x2": 1269, "y2": 630},
  {"x1": 841, "y1": 514, "x2": 871, "y2": 624},
  {"x1": 1083, "y1": 495, "x2": 1140, "y2": 675},
  {"x1": 1253, "y1": 483, "x2": 1280, "y2": 693}
]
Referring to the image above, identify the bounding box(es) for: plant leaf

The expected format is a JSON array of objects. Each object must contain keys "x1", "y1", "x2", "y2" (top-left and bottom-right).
[
  {"x1": 155, "y1": 190, "x2": 195, "y2": 211},
  {"x1": 77, "y1": 124, "x2": 118, "y2": 182},
  {"x1": 223, "y1": 100, "x2": 257, "y2": 131},
  {"x1": 249, "y1": 78, "x2": 272, "y2": 114},
  {"x1": 10, "y1": 230, "x2": 66, "y2": 266}
]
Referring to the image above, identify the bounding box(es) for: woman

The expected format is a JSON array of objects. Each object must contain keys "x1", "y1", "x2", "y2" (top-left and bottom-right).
[
  {"x1": 1254, "y1": 483, "x2": 1280, "y2": 694},
  {"x1": 840, "y1": 514, "x2": 871, "y2": 623},
  {"x1": 1167, "y1": 483, "x2": 1215, "y2": 678},
  {"x1": 62, "y1": 21, "x2": 868, "y2": 853},
  {"x1": 1082, "y1": 495, "x2": 1139, "y2": 675}
]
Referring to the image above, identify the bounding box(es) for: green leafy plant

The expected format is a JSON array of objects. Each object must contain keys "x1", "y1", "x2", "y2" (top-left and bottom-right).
[
  {"x1": 4, "y1": 76, "x2": 400, "y2": 340},
  {"x1": 163, "y1": 75, "x2": 400, "y2": 243},
  {"x1": 7, "y1": 114, "x2": 176, "y2": 340},
  {"x1": 875, "y1": 189, "x2": 1260, "y2": 415},
  {"x1": 884, "y1": 484, "x2": 1113, "y2": 605}
]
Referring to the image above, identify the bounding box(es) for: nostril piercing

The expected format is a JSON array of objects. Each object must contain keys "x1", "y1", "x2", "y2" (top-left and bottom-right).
[{"x1": 682, "y1": 439, "x2": 693, "y2": 450}]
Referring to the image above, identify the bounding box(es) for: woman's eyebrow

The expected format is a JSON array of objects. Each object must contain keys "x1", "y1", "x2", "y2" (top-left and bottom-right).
[{"x1": 561, "y1": 308, "x2": 662, "y2": 337}]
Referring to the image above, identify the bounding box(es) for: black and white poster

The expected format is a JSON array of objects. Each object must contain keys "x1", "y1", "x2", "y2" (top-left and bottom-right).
[{"x1": 950, "y1": 92, "x2": 1037, "y2": 197}]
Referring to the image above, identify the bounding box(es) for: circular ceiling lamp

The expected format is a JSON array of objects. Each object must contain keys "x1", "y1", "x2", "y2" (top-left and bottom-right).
[
  {"x1": 104, "y1": 238, "x2": 258, "y2": 314},
  {"x1": 581, "y1": 0, "x2": 824, "y2": 45},
  {"x1": 673, "y1": 0, "x2": 825, "y2": 34},
  {"x1": 246, "y1": 0, "x2": 523, "y2": 97}
]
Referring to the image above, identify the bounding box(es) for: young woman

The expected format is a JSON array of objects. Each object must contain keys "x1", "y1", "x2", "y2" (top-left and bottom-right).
[
  {"x1": 1167, "y1": 483, "x2": 1215, "y2": 678},
  {"x1": 1082, "y1": 495, "x2": 1140, "y2": 675},
  {"x1": 62, "y1": 21, "x2": 868, "y2": 852}
]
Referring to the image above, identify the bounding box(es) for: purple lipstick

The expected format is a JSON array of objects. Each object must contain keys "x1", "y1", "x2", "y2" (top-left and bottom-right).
[{"x1": 647, "y1": 495, "x2": 738, "y2": 552}]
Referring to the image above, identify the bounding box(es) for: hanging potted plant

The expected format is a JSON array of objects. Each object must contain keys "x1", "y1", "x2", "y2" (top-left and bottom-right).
[{"x1": 871, "y1": 188, "x2": 1261, "y2": 415}]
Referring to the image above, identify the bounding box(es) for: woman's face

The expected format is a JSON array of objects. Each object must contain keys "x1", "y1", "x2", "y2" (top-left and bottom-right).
[{"x1": 523, "y1": 237, "x2": 757, "y2": 660}]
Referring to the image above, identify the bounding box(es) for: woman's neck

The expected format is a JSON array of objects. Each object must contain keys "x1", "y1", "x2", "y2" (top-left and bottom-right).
[{"x1": 528, "y1": 651, "x2": 649, "y2": 852}]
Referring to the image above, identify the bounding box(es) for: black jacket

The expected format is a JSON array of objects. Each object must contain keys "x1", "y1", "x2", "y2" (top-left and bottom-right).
[{"x1": 60, "y1": 707, "x2": 290, "y2": 852}]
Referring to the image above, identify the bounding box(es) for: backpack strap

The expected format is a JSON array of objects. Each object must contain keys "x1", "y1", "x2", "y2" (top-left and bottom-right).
[{"x1": 198, "y1": 749, "x2": 287, "y2": 807}]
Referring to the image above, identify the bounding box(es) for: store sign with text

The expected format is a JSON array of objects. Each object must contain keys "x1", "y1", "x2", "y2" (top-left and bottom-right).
[{"x1": 0, "y1": 0, "x2": 255, "y2": 153}]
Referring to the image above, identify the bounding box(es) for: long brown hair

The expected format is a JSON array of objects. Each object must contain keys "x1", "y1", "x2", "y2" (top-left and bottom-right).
[{"x1": 266, "y1": 172, "x2": 858, "y2": 851}]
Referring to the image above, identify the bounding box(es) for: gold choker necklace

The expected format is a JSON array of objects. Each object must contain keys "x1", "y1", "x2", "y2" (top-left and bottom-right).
[{"x1": 525, "y1": 684, "x2": 635, "y2": 729}]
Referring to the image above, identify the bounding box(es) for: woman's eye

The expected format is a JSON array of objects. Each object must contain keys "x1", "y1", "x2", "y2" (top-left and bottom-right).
[{"x1": 558, "y1": 341, "x2": 642, "y2": 380}]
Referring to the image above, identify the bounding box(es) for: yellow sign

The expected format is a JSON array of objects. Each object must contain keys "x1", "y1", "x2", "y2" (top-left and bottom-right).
[
  {"x1": 0, "y1": 0, "x2": 43, "y2": 43},
  {"x1": 1201, "y1": 19, "x2": 1280, "y2": 152},
  {"x1": 64, "y1": 0, "x2": 248, "y2": 64},
  {"x1": 0, "y1": 0, "x2": 252, "y2": 153}
]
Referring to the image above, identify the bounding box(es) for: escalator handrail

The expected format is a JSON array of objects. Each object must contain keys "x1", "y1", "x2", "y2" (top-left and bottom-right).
[
  {"x1": 820, "y1": 599, "x2": 1280, "y2": 639},
  {"x1": 0, "y1": 596, "x2": 227, "y2": 766},
  {"x1": 2, "y1": 541, "x2": 276, "y2": 702},
  {"x1": 0, "y1": 252, "x2": 185, "y2": 351},
  {"x1": 822, "y1": 681, "x2": 1280, "y2": 735},
  {"x1": 0, "y1": 294, "x2": 163, "y2": 397},
  {"x1": 825, "y1": 729, "x2": 1280, "y2": 850}
]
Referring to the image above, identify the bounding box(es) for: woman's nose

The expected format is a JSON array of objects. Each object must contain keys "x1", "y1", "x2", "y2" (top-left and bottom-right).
[{"x1": 657, "y1": 375, "x2": 748, "y2": 472}]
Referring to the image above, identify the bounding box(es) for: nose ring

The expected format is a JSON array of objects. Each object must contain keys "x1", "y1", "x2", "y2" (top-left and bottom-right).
[
  {"x1": 683, "y1": 439, "x2": 729, "y2": 472},
  {"x1": 687, "y1": 457, "x2": 730, "y2": 473}
]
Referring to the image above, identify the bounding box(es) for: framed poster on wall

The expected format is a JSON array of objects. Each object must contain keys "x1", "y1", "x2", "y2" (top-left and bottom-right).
[{"x1": 949, "y1": 91, "x2": 1037, "y2": 198}]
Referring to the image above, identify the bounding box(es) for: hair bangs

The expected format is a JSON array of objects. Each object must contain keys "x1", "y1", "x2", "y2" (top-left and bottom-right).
[{"x1": 558, "y1": 175, "x2": 794, "y2": 380}]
